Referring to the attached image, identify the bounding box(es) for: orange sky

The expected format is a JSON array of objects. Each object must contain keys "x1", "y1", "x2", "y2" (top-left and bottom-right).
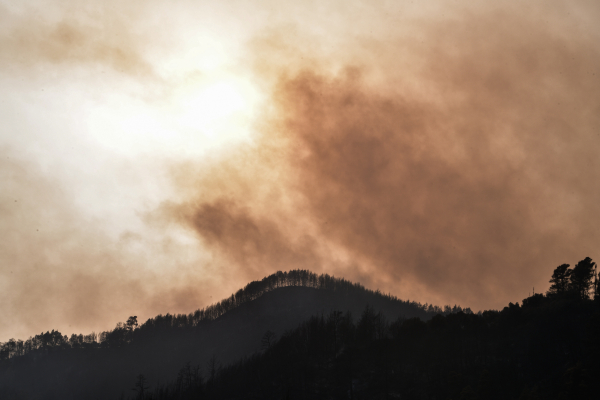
[{"x1": 1, "y1": 0, "x2": 599, "y2": 341}]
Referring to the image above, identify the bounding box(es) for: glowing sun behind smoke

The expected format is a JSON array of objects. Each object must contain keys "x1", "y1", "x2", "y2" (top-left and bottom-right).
[
  {"x1": 181, "y1": 81, "x2": 245, "y2": 124},
  {"x1": 83, "y1": 72, "x2": 260, "y2": 159},
  {"x1": 173, "y1": 75, "x2": 260, "y2": 150}
]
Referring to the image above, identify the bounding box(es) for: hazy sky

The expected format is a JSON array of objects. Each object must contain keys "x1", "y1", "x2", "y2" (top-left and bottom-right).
[{"x1": 1, "y1": 0, "x2": 599, "y2": 341}]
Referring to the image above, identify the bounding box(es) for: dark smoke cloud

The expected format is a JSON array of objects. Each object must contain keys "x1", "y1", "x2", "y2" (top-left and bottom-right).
[{"x1": 168, "y1": 3, "x2": 600, "y2": 310}]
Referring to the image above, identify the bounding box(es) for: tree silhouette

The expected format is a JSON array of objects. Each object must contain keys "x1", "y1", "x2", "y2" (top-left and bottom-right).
[
  {"x1": 206, "y1": 354, "x2": 220, "y2": 386},
  {"x1": 132, "y1": 374, "x2": 148, "y2": 400},
  {"x1": 592, "y1": 263, "x2": 599, "y2": 300},
  {"x1": 547, "y1": 264, "x2": 572, "y2": 296},
  {"x1": 126, "y1": 316, "x2": 138, "y2": 343},
  {"x1": 126, "y1": 316, "x2": 138, "y2": 331},
  {"x1": 569, "y1": 258, "x2": 596, "y2": 300}
]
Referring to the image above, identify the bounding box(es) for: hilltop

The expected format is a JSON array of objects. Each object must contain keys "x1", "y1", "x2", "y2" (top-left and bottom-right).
[{"x1": 0, "y1": 270, "x2": 448, "y2": 399}]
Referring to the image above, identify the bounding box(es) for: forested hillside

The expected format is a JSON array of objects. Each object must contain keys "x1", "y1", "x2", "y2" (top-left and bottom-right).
[
  {"x1": 0, "y1": 270, "x2": 448, "y2": 399},
  {"x1": 3, "y1": 260, "x2": 596, "y2": 400},
  {"x1": 126, "y1": 258, "x2": 600, "y2": 400}
]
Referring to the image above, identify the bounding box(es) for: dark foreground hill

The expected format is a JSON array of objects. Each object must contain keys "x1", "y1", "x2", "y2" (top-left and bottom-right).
[
  {"x1": 200, "y1": 295, "x2": 600, "y2": 400},
  {"x1": 3, "y1": 261, "x2": 599, "y2": 399},
  {"x1": 136, "y1": 258, "x2": 600, "y2": 400},
  {"x1": 0, "y1": 270, "x2": 441, "y2": 400}
]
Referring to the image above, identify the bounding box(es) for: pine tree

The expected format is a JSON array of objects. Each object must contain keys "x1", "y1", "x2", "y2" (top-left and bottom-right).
[
  {"x1": 569, "y1": 258, "x2": 596, "y2": 300},
  {"x1": 547, "y1": 264, "x2": 572, "y2": 296}
]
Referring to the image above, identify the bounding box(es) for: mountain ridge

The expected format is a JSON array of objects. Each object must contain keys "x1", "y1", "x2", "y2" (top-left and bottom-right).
[
  {"x1": 1, "y1": 269, "x2": 453, "y2": 400},
  {"x1": 135, "y1": 269, "x2": 453, "y2": 334}
]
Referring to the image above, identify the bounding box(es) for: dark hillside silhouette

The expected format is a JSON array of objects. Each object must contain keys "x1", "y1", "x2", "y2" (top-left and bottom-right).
[
  {"x1": 137, "y1": 257, "x2": 600, "y2": 400},
  {"x1": 3, "y1": 261, "x2": 596, "y2": 400},
  {"x1": 0, "y1": 270, "x2": 448, "y2": 399}
]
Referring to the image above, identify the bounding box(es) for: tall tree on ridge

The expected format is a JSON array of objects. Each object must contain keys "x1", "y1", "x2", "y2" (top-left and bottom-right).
[
  {"x1": 593, "y1": 263, "x2": 599, "y2": 300},
  {"x1": 547, "y1": 264, "x2": 572, "y2": 296},
  {"x1": 569, "y1": 258, "x2": 596, "y2": 300}
]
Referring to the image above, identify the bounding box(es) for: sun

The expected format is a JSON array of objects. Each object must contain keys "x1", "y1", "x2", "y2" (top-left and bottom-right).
[
  {"x1": 175, "y1": 75, "x2": 260, "y2": 148},
  {"x1": 83, "y1": 73, "x2": 260, "y2": 157},
  {"x1": 180, "y1": 81, "x2": 245, "y2": 126}
]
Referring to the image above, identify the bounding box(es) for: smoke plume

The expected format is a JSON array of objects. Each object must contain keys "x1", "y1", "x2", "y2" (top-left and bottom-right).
[
  {"x1": 167, "y1": 2, "x2": 600, "y2": 310},
  {"x1": 2, "y1": 0, "x2": 599, "y2": 341}
]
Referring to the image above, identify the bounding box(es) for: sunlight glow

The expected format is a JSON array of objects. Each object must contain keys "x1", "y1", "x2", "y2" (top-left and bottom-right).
[
  {"x1": 178, "y1": 80, "x2": 248, "y2": 131},
  {"x1": 84, "y1": 73, "x2": 260, "y2": 157},
  {"x1": 171, "y1": 75, "x2": 260, "y2": 150}
]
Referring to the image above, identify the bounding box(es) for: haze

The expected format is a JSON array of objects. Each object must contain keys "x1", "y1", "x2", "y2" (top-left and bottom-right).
[{"x1": 1, "y1": 0, "x2": 599, "y2": 341}]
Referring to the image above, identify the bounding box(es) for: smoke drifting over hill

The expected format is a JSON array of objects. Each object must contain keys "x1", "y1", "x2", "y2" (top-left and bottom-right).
[
  {"x1": 1, "y1": 0, "x2": 599, "y2": 341},
  {"x1": 167, "y1": 3, "x2": 600, "y2": 308}
]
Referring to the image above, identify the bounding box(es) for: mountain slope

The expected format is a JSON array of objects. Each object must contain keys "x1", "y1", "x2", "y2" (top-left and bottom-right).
[
  {"x1": 0, "y1": 270, "x2": 438, "y2": 400},
  {"x1": 151, "y1": 294, "x2": 600, "y2": 400}
]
